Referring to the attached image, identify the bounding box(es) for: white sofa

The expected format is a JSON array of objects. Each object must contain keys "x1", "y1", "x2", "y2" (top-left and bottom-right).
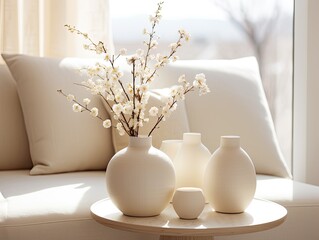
[{"x1": 0, "y1": 54, "x2": 319, "y2": 240}]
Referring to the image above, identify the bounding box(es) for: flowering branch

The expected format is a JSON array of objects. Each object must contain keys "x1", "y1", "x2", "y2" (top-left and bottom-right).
[
  {"x1": 58, "y1": 89, "x2": 102, "y2": 121},
  {"x1": 60, "y1": 1, "x2": 210, "y2": 138},
  {"x1": 143, "y1": 1, "x2": 163, "y2": 72},
  {"x1": 64, "y1": 24, "x2": 107, "y2": 55}
]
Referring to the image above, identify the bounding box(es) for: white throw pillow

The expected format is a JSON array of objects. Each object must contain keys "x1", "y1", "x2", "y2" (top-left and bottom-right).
[
  {"x1": 0, "y1": 64, "x2": 32, "y2": 170},
  {"x1": 2, "y1": 54, "x2": 114, "y2": 175},
  {"x1": 155, "y1": 57, "x2": 292, "y2": 178}
]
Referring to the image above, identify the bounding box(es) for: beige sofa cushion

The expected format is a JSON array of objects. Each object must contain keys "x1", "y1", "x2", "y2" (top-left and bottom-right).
[
  {"x1": 0, "y1": 64, "x2": 32, "y2": 170},
  {"x1": 2, "y1": 54, "x2": 114, "y2": 175},
  {"x1": 0, "y1": 170, "x2": 155, "y2": 240},
  {"x1": 155, "y1": 57, "x2": 291, "y2": 178},
  {"x1": 1, "y1": 171, "x2": 319, "y2": 240}
]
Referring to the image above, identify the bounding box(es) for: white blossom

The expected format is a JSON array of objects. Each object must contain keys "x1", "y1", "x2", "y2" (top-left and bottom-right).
[
  {"x1": 127, "y1": 55, "x2": 137, "y2": 65},
  {"x1": 193, "y1": 73, "x2": 207, "y2": 88},
  {"x1": 123, "y1": 102, "x2": 133, "y2": 114},
  {"x1": 138, "y1": 120, "x2": 144, "y2": 127},
  {"x1": 104, "y1": 80, "x2": 113, "y2": 91},
  {"x1": 170, "y1": 43, "x2": 178, "y2": 49},
  {"x1": 195, "y1": 73, "x2": 206, "y2": 82},
  {"x1": 172, "y1": 56, "x2": 179, "y2": 62},
  {"x1": 179, "y1": 29, "x2": 191, "y2": 41},
  {"x1": 72, "y1": 103, "x2": 82, "y2": 113},
  {"x1": 104, "y1": 54, "x2": 110, "y2": 61},
  {"x1": 67, "y1": 94, "x2": 75, "y2": 102},
  {"x1": 139, "y1": 84, "x2": 149, "y2": 94},
  {"x1": 141, "y1": 92, "x2": 150, "y2": 104},
  {"x1": 103, "y1": 119, "x2": 111, "y2": 128},
  {"x1": 162, "y1": 104, "x2": 170, "y2": 116},
  {"x1": 173, "y1": 85, "x2": 185, "y2": 101},
  {"x1": 96, "y1": 41, "x2": 104, "y2": 54},
  {"x1": 149, "y1": 15, "x2": 161, "y2": 24},
  {"x1": 135, "y1": 102, "x2": 145, "y2": 112},
  {"x1": 149, "y1": 107, "x2": 159, "y2": 116},
  {"x1": 112, "y1": 103, "x2": 123, "y2": 116},
  {"x1": 199, "y1": 85, "x2": 211, "y2": 96},
  {"x1": 155, "y1": 54, "x2": 169, "y2": 68},
  {"x1": 150, "y1": 40, "x2": 158, "y2": 49},
  {"x1": 90, "y1": 107, "x2": 99, "y2": 117},
  {"x1": 170, "y1": 102, "x2": 177, "y2": 112},
  {"x1": 140, "y1": 111, "x2": 145, "y2": 120},
  {"x1": 119, "y1": 48, "x2": 127, "y2": 55},
  {"x1": 90, "y1": 86, "x2": 101, "y2": 95},
  {"x1": 83, "y1": 98, "x2": 91, "y2": 105},
  {"x1": 116, "y1": 123, "x2": 125, "y2": 136},
  {"x1": 107, "y1": 94, "x2": 115, "y2": 101},
  {"x1": 178, "y1": 74, "x2": 186, "y2": 83},
  {"x1": 87, "y1": 67, "x2": 99, "y2": 77},
  {"x1": 127, "y1": 84, "x2": 134, "y2": 96},
  {"x1": 115, "y1": 93, "x2": 125, "y2": 103}
]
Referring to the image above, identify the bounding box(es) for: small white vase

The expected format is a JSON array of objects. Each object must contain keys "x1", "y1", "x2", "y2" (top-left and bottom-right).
[
  {"x1": 172, "y1": 187, "x2": 205, "y2": 219},
  {"x1": 173, "y1": 133, "x2": 211, "y2": 190},
  {"x1": 160, "y1": 139, "x2": 182, "y2": 162},
  {"x1": 204, "y1": 136, "x2": 256, "y2": 213},
  {"x1": 106, "y1": 136, "x2": 175, "y2": 217}
]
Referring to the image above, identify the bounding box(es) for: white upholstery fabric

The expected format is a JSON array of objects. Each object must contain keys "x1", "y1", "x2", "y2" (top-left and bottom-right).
[
  {"x1": 0, "y1": 65, "x2": 32, "y2": 170},
  {"x1": 0, "y1": 220, "x2": 157, "y2": 240},
  {"x1": 255, "y1": 175, "x2": 319, "y2": 206},
  {"x1": 216, "y1": 175, "x2": 319, "y2": 240},
  {"x1": 0, "y1": 171, "x2": 319, "y2": 240},
  {"x1": 2, "y1": 54, "x2": 114, "y2": 175},
  {"x1": 0, "y1": 170, "x2": 107, "y2": 225},
  {"x1": 0, "y1": 170, "x2": 155, "y2": 240},
  {"x1": 154, "y1": 58, "x2": 291, "y2": 178}
]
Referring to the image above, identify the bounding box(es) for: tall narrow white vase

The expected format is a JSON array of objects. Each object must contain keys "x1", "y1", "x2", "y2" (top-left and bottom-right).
[
  {"x1": 173, "y1": 133, "x2": 211, "y2": 190},
  {"x1": 204, "y1": 136, "x2": 256, "y2": 213}
]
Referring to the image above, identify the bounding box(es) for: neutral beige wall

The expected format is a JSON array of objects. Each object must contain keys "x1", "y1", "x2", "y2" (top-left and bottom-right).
[{"x1": 294, "y1": 0, "x2": 319, "y2": 185}]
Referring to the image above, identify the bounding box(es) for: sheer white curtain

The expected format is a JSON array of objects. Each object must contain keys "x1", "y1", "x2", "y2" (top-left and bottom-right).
[{"x1": 0, "y1": 0, "x2": 113, "y2": 61}]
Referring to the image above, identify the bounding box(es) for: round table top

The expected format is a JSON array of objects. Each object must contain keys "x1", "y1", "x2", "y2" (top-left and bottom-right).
[{"x1": 90, "y1": 198, "x2": 287, "y2": 237}]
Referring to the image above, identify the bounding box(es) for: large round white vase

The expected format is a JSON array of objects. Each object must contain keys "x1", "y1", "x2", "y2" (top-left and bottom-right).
[
  {"x1": 173, "y1": 133, "x2": 211, "y2": 190},
  {"x1": 204, "y1": 136, "x2": 256, "y2": 213},
  {"x1": 106, "y1": 136, "x2": 175, "y2": 217}
]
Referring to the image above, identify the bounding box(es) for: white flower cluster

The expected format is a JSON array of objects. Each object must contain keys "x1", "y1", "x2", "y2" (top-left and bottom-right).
[{"x1": 61, "y1": 1, "x2": 210, "y2": 137}]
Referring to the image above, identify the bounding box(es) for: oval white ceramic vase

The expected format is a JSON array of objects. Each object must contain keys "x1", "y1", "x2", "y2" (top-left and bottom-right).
[
  {"x1": 106, "y1": 136, "x2": 175, "y2": 217},
  {"x1": 160, "y1": 139, "x2": 182, "y2": 162},
  {"x1": 204, "y1": 136, "x2": 256, "y2": 213},
  {"x1": 172, "y1": 187, "x2": 205, "y2": 219},
  {"x1": 174, "y1": 133, "x2": 211, "y2": 190}
]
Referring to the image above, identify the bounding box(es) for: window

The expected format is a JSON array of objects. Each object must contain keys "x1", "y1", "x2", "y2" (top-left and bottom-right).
[{"x1": 110, "y1": 0, "x2": 294, "y2": 168}]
